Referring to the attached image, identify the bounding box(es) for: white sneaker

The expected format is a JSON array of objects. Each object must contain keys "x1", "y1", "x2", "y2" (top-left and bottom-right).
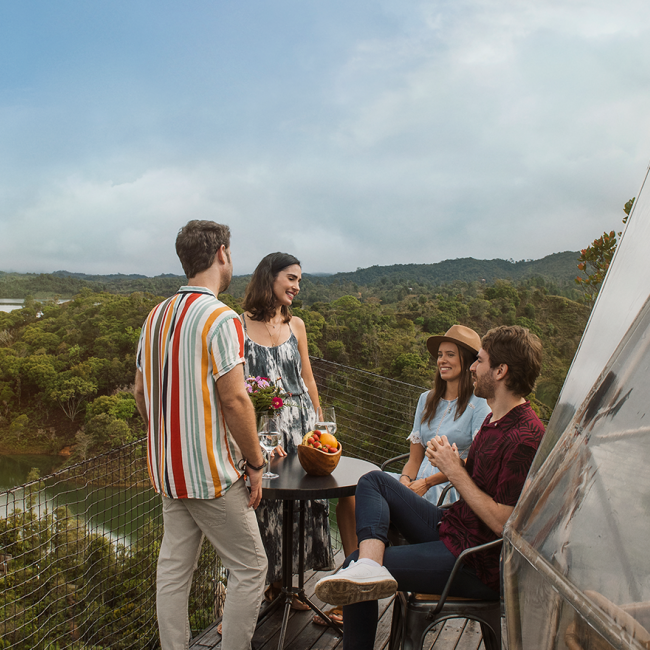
[{"x1": 315, "y1": 560, "x2": 398, "y2": 606}]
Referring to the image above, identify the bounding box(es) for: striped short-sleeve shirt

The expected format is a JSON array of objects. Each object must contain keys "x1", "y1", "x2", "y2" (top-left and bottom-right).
[{"x1": 136, "y1": 286, "x2": 246, "y2": 499}]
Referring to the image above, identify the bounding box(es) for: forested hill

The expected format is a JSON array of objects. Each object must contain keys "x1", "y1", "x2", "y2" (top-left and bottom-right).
[
  {"x1": 322, "y1": 251, "x2": 581, "y2": 286},
  {"x1": 0, "y1": 251, "x2": 583, "y2": 302},
  {"x1": 0, "y1": 271, "x2": 184, "y2": 300}
]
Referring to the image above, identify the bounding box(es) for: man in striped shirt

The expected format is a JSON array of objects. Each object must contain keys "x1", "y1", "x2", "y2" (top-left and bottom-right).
[{"x1": 135, "y1": 220, "x2": 267, "y2": 650}]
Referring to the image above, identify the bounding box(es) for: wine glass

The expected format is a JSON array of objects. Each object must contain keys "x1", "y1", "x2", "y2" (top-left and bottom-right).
[
  {"x1": 258, "y1": 415, "x2": 281, "y2": 479},
  {"x1": 315, "y1": 406, "x2": 337, "y2": 436}
]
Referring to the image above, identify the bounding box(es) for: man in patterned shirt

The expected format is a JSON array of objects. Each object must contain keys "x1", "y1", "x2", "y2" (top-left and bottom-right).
[
  {"x1": 134, "y1": 220, "x2": 267, "y2": 650},
  {"x1": 315, "y1": 325, "x2": 544, "y2": 650}
]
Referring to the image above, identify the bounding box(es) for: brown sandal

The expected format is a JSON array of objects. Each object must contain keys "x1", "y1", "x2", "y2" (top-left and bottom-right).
[
  {"x1": 291, "y1": 596, "x2": 311, "y2": 611},
  {"x1": 312, "y1": 607, "x2": 343, "y2": 627},
  {"x1": 264, "y1": 583, "x2": 310, "y2": 610}
]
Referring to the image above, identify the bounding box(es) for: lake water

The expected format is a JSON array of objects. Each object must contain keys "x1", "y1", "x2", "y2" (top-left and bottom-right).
[
  {"x1": 0, "y1": 299, "x2": 24, "y2": 313},
  {"x1": 0, "y1": 454, "x2": 67, "y2": 490},
  {"x1": 0, "y1": 454, "x2": 161, "y2": 546},
  {"x1": 0, "y1": 299, "x2": 71, "y2": 313}
]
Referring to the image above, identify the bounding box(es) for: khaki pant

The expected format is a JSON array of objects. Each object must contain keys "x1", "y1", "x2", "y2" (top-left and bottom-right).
[{"x1": 157, "y1": 479, "x2": 267, "y2": 650}]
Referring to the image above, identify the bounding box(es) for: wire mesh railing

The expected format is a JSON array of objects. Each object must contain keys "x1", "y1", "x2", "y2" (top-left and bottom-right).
[
  {"x1": 0, "y1": 359, "x2": 424, "y2": 649},
  {"x1": 0, "y1": 441, "x2": 223, "y2": 650},
  {"x1": 311, "y1": 357, "x2": 426, "y2": 467}
]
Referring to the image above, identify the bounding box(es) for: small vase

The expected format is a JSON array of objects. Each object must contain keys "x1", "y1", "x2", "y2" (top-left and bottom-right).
[{"x1": 255, "y1": 410, "x2": 266, "y2": 431}]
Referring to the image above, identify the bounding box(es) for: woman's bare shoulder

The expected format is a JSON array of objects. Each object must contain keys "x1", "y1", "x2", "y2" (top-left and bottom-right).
[
  {"x1": 290, "y1": 315, "x2": 306, "y2": 329},
  {"x1": 290, "y1": 316, "x2": 308, "y2": 347}
]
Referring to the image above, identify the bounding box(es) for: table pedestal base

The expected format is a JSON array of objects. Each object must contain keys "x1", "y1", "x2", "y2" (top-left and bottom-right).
[
  {"x1": 252, "y1": 455, "x2": 380, "y2": 648},
  {"x1": 256, "y1": 499, "x2": 343, "y2": 648}
]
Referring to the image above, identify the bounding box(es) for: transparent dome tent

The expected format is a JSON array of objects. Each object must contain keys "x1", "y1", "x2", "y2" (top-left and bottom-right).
[{"x1": 504, "y1": 164, "x2": 650, "y2": 650}]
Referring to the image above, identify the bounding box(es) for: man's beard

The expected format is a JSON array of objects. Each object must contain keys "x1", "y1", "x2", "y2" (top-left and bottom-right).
[
  {"x1": 219, "y1": 251, "x2": 233, "y2": 293},
  {"x1": 473, "y1": 372, "x2": 495, "y2": 400},
  {"x1": 219, "y1": 267, "x2": 232, "y2": 293}
]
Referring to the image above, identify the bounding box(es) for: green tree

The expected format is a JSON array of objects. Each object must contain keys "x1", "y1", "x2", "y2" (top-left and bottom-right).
[
  {"x1": 0, "y1": 289, "x2": 160, "y2": 452},
  {"x1": 576, "y1": 198, "x2": 634, "y2": 305},
  {"x1": 85, "y1": 413, "x2": 134, "y2": 453},
  {"x1": 391, "y1": 352, "x2": 428, "y2": 383},
  {"x1": 49, "y1": 376, "x2": 98, "y2": 421},
  {"x1": 85, "y1": 393, "x2": 137, "y2": 422}
]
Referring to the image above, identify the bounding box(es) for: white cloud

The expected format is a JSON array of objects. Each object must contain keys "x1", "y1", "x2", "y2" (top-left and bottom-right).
[{"x1": 1, "y1": 0, "x2": 650, "y2": 276}]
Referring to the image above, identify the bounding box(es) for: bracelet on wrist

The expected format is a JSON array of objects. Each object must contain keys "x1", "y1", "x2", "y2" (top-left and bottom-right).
[
  {"x1": 400, "y1": 474, "x2": 413, "y2": 482},
  {"x1": 246, "y1": 459, "x2": 266, "y2": 471}
]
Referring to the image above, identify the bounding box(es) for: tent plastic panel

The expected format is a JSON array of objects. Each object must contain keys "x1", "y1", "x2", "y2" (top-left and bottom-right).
[
  {"x1": 505, "y1": 291, "x2": 650, "y2": 649},
  {"x1": 505, "y1": 163, "x2": 650, "y2": 650},
  {"x1": 529, "y1": 165, "x2": 650, "y2": 476}
]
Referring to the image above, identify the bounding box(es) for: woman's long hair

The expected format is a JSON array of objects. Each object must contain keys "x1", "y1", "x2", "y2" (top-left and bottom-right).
[
  {"x1": 421, "y1": 344, "x2": 478, "y2": 425},
  {"x1": 243, "y1": 252, "x2": 301, "y2": 323}
]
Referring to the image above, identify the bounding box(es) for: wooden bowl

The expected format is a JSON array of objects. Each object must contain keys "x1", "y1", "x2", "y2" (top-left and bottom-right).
[{"x1": 297, "y1": 443, "x2": 342, "y2": 476}]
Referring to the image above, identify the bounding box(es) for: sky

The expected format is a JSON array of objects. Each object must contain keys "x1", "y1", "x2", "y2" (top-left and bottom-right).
[{"x1": 1, "y1": 0, "x2": 650, "y2": 277}]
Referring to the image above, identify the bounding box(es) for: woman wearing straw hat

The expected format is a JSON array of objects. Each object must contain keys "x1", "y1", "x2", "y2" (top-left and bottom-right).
[{"x1": 395, "y1": 324, "x2": 490, "y2": 506}]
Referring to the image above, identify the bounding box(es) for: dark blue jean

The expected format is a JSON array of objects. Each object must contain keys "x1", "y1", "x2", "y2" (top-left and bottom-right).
[{"x1": 342, "y1": 471, "x2": 498, "y2": 650}]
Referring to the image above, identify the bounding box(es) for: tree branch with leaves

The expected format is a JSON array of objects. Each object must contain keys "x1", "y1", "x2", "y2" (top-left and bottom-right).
[{"x1": 575, "y1": 198, "x2": 634, "y2": 306}]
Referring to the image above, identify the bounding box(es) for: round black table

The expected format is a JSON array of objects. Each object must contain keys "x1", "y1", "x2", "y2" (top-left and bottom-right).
[
  {"x1": 257, "y1": 453, "x2": 378, "y2": 648},
  {"x1": 261, "y1": 453, "x2": 377, "y2": 499}
]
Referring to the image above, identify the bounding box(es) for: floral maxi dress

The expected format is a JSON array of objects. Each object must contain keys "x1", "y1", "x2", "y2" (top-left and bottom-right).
[{"x1": 242, "y1": 315, "x2": 334, "y2": 583}]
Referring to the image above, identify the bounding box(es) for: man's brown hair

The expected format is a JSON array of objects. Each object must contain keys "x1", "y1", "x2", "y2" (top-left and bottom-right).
[
  {"x1": 481, "y1": 325, "x2": 543, "y2": 397},
  {"x1": 175, "y1": 220, "x2": 231, "y2": 279}
]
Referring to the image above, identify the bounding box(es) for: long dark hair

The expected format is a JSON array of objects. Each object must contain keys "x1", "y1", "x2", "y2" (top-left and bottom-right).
[
  {"x1": 243, "y1": 252, "x2": 301, "y2": 323},
  {"x1": 421, "y1": 344, "x2": 477, "y2": 425}
]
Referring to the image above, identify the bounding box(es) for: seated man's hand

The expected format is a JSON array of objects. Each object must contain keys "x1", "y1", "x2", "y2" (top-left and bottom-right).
[
  {"x1": 407, "y1": 478, "x2": 430, "y2": 497},
  {"x1": 426, "y1": 435, "x2": 464, "y2": 479}
]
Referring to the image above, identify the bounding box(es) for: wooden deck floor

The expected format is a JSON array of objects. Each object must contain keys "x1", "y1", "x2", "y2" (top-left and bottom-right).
[{"x1": 190, "y1": 550, "x2": 489, "y2": 650}]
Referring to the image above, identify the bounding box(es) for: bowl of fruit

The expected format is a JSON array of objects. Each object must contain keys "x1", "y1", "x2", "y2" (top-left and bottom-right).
[{"x1": 297, "y1": 430, "x2": 342, "y2": 476}]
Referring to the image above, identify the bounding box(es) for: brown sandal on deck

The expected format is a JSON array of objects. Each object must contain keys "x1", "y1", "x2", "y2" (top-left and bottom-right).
[
  {"x1": 312, "y1": 607, "x2": 343, "y2": 627},
  {"x1": 264, "y1": 583, "x2": 310, "y2": 611}
]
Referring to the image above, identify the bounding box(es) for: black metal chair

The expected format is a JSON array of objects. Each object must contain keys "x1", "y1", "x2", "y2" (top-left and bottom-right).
[
  {"x1": 380, "y1": 453, "x2": 410, "y2": 472},
  {"x1": 387, "y1": 538, "x2": 503, "y2": 650},
  {"x1": 380, "y1": 454, "x2": 503, "y2": 650}
]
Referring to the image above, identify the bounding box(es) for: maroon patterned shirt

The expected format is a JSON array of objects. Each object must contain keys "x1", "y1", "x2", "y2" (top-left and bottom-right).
[{"x1": 438, "y1": 401, "x2": 544, "y2": 592}]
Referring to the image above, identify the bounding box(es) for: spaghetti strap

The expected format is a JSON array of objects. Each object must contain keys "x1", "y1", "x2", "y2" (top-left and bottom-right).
[{"x1": 240, "y1": 313, "x2": 247, "y2": 332}]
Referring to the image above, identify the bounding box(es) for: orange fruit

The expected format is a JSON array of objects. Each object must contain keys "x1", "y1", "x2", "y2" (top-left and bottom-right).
[{"x1": 319, "y1": 432, "x2": 338, "y2": 448}]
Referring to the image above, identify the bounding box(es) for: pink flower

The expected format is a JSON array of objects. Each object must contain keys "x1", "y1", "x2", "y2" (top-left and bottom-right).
[
  {"x1": 272, "y1": 397, "x2": 283, "y2": 410},
  {"x1": 246, "y1": 385, "x2": 253, "y2": 393}
]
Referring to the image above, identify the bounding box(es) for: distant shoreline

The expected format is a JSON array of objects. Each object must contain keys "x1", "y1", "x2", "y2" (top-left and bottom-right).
[{"x1": 0, "y1": 298, "x2": 70, "y2": 313}]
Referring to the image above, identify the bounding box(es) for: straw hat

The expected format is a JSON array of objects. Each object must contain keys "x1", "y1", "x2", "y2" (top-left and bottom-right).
[{"x1": 426, "y1": 324, "x2": 481, "y2": 358}]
